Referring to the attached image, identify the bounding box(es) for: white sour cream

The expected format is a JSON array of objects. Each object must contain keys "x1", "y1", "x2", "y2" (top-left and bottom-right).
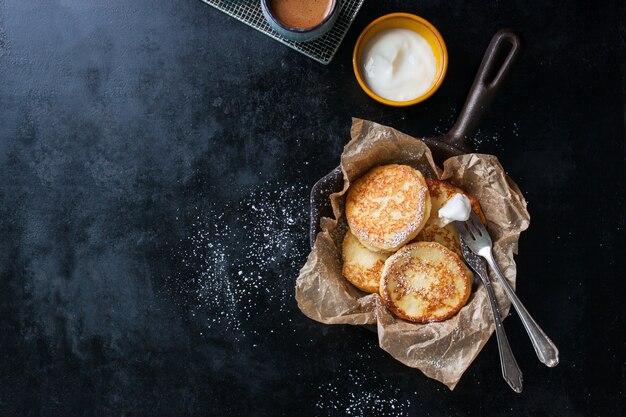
[
  {"x1": 438, "y1": 193, "x2": 472, "y2": 225},
  {"x1": 361, "y1": 28, "x2": 437, "y2": 102}
]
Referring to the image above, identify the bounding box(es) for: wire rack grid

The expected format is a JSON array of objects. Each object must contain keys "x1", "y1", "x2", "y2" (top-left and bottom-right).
[{"x1": 200, "y1": 0, "x2": 366, "y2": 65}]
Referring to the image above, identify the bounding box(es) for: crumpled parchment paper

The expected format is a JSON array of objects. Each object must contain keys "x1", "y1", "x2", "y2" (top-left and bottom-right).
[{"x1": 295, "y1": 118, "x2": 530, "y2": 389}]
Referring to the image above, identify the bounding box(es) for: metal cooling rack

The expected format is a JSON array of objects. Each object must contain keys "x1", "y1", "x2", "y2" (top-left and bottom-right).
[{"x1": 201, "y1": 0, "x2": 365, "y2": 65}]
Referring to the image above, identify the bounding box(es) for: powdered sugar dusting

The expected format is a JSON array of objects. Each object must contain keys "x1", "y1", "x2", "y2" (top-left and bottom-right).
[
  {"x1": 431, "y1": 108, "x2": 519, "y2": 151},
  {"x1": 166, "y1": 181, "x2": 308, "y2": 341},
  {"x1": 316, "y1": 367, "x2": 413, "y2": 416},
  {"x1": 347, "y1": 165, "x2": 429, "y2": 251}
]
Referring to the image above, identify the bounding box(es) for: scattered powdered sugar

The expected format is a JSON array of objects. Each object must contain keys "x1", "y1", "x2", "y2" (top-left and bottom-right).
[
  {"x1": 316, "y1": 367, "x2": 413, "y2": 416},
  {"x1": 471, "y1": 128, "x2": 505, "y2": 150},
  {"x1": 432, "y1": 108, "x2": 458, "y2": 136},
  {"x1": 167, "y1": 181, "x2": 309, "y2": 341},
  {"x1": 314, "y1": 341, "x2": 414, "y2": 415},
  {"x1": 471, "y1": 123, "x2": 521, "y2": 149},
  {"x1": 431, "y1": 108, "x2": 520, "y2": 151}
]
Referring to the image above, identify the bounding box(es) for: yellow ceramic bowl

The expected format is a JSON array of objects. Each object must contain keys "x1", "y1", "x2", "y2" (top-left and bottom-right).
[{"x1": 353, "y1": 13, "x2": 448, "y2": 107}]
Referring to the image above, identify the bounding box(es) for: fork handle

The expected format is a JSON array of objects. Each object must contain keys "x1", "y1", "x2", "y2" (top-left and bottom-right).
[
  {"x1": 484, "y1": 251, "x2": 560, "y2": 367},
  {"x1": 478, "y1": 270, "x2": 523, "y2": 392}
]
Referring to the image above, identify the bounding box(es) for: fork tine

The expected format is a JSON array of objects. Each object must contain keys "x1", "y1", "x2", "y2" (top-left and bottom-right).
[
  {"x1": 455, "y1": 220, "x2": 474, "y2": 242},
  {"x1": 469, "y1": 210, "x2": 483, "y2": 227},
  {"x1": 466, "y1": 216, "x2": 482, "y2": 238},
  {"x1": 469, "y1": 210, "x2": 493, "y2": 244}
]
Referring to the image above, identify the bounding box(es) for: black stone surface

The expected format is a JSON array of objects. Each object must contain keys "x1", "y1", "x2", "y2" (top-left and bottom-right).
[{"x1": 1, "y1": 0, "x2": 625, "y2": 415}]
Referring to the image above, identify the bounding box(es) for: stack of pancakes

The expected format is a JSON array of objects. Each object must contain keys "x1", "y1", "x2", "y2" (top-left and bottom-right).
[{"x1": 342, "y1": 164, "x2": 486, "y2": 323}]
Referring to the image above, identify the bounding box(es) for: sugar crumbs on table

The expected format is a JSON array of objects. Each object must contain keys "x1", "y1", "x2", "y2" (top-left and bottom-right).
[
  {"x1": 315, "y1": 367, "x2": 412, "y2": 416},
  {"x1": 166, "y1": 181, "x2": 309, "y2": 341}
]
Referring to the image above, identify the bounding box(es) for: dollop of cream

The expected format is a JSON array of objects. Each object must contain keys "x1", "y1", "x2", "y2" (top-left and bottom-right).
[
  {"x1": 438, "y1": 193, "x2": 472, "y2": 225},
  {"x1": 361, "y1": 28, "x2": 437, "y2": 102}
]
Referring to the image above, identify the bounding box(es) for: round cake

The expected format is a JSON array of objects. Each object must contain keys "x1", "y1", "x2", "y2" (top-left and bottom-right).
[
  {"x1": 379, "y1": 242, "x2": 472, "y2": 323},
  {"x1": 341, "y1": 230, "x2": 390, "y2": 293},
  {"x1": 346, "y1": 164, "x2": 431, "y2": 252}
]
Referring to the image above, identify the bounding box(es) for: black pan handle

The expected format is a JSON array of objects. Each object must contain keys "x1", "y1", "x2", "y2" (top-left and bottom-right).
[{"x1": 444, "y1": 29, "x2": 521, "y2": 149}]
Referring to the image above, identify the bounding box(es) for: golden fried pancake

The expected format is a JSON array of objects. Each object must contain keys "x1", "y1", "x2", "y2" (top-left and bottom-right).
[
  {"x1": 426, "y1": 179, "x2": 487, "y2": 227},
  {"x1": 346, "y1": 164, "x2": 431, "y2": 252},
  {"x1": 379, "y1": 242, "x2": 472, "y2": 323},
  {"x1": 413, "y1": 223, "x2": 462, "y2": 257},
  {"x1": 341, "y1": 230, "x2": 390, "y2": 293}
]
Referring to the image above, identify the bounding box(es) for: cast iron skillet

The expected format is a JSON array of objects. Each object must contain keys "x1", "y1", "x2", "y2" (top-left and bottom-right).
[{"x1": 310, "y1": 29, "x2": 521, "y2": 249}]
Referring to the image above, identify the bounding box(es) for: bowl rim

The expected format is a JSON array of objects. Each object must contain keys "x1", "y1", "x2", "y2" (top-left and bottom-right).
[
  {"x1": 352, "y1": 12, "x2": 448, "y2": 107},
  {"x1": 261, "y1": 0, "x2": 339, "y2": 33}
]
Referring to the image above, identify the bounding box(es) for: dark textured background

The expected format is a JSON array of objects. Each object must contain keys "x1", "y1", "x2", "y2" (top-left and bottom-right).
[{"x1": 1, "y1": 0, "x2": 625, "y2": 416}]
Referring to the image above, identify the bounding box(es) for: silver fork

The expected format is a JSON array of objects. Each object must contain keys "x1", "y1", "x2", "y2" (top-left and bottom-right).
[
  {"x1": 456, "y1": 212, "x2": 560, "y2": 368},
  {"x1": 460, "y1": 239, "x2": 523, "y2": 392}
]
